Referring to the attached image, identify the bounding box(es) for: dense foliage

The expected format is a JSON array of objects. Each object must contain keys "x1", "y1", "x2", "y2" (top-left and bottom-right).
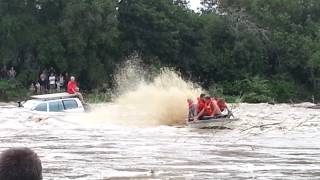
[
  {"x1": 0, "y1": 80, "x2": 27, "y2": 101},
  {"x1": 1, "y1": 0, "x2": 320, "y2": 102}
]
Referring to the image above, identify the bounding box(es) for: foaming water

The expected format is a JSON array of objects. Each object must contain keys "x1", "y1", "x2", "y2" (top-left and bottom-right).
[
  {"x1": 115, "y1": 69, "x2": 201, "y2": 125},
  {"x1": 1, "y1": 103, "x2": 320, "y2": 179},
  {"x1": 83, "y1": 66, "x2": 201, "y2": 127}
]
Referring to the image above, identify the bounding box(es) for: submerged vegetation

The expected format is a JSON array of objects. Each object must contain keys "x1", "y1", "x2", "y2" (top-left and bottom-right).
[{"x1": 1, "y1": 0, "x2": 320, "y2": 102}]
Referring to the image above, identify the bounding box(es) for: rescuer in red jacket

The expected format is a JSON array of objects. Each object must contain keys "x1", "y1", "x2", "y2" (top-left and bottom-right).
[{"x1": 194, "y1": 95, "x2": 222, "y2": 121}]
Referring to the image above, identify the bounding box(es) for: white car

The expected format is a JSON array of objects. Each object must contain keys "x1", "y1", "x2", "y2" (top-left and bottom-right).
[{"x1": 21, "y1": 93, "x2": 85, "y2": 113}]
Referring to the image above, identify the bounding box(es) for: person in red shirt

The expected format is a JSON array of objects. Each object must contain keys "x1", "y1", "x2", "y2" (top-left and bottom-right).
[{"x1": 67, "y1": 76, "x2": 84, "y2": 103}]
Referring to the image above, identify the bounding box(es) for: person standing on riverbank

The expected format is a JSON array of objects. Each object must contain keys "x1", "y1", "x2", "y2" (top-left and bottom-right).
[
  {"x1": 29, "y1": 82, "x2": 36, "y2": 95},
  {"x1": 0, "y1": 65, "x2": 7, "y2": 79},
  {"x1": 64, "y1": 72, "x2": 70, "y2": 88},
  {"x1": 8, "y1": 66, "x2": 16, "y2": 80},
  {"x1": 57, "y1": 73, "x2": 65, "y2": 92},
  {"x1": 0, "y1": 147, "x2": 42, "y2": 180},
  {"x1": 49, "y1": 73, "x2": 56, "y2": 93},
  {"x1": 35, "y1": 81, "x2": 41, "y2": 94},
  {"x1": 39, "y1": 71, "x2": 47, "y2": 94}
]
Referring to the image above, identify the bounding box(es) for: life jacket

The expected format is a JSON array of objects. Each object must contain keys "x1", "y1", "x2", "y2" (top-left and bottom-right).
[
  {"x1": 214, "y1": 98, "x2": 228, "y2": 112},
  {"x1": 197, "y1": 97, "x2": 206, "y2": 113},
  {"x1": 204, "y1": 99, "x2": 214, "y2": 116}
]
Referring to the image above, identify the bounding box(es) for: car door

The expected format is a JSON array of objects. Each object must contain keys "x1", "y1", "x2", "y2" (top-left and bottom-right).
[
  {"x1": 62, "y1": 99, "x2": 81, "y2": 112},
  {"x1": 48, "y1": 101, "x2": 64, "y2": 114},
  {"x1": 33, "y1": 102, "x2": 48, "y2": 112}
]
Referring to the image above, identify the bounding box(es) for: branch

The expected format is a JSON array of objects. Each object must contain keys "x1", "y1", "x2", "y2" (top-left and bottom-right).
[{"x1": 240, "y1": 121, "x2": 285, "y2": 133}]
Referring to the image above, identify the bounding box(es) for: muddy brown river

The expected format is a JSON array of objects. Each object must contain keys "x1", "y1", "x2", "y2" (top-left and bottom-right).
[{"x1": 0, "y1": 103, "x2": 319, "y2": 179}]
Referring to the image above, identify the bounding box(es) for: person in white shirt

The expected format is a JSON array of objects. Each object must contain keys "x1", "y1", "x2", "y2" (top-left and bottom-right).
[
  {"x1": 29, "y1": 82, "x2": 36, "y2": 95},
  {"x1": 48, "y1": 73, "x2": 56, "y2": 93},
  {"x1": 57, "y1": 73, "x2": 64, "y2": 91},
  {"x1": 8, "y1": 66, "x2": 16, "y2": 79},
  {"x1": 35, "y1": 82, "x2": 41, "y2": 94}
]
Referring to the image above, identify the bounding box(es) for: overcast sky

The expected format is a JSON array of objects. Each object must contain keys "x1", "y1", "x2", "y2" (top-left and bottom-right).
[{"x1": 189, "y1": 0, "x2": 201, "y2": 10}]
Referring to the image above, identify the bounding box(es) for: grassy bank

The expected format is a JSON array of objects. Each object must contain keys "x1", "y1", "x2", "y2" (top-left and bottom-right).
[
  {"x1": 207, "y1": 77, "x2": 315, "y2": 104},
  {"x1": 85, "y1": 91, "x2": 113, "y2": 104}
]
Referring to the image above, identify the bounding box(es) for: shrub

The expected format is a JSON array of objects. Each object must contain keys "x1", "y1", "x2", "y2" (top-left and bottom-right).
[
  {"x1": 208, "y1": 85, "x2": 224, "y2": 98},
  {"x1": 0, "y1": 80, "x2": 28, "y2": 101},
  {"x1": 270, "y1": 79, "x2": 297, "y2": 103},
  {"x1": 85, "y1": 91, "x2": 112, "y2": 103},
  {"x1": 220, "y1": 76, "x2": 273, "y2": 103}
]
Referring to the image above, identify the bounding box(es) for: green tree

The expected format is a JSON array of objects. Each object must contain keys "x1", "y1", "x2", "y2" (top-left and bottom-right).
[{"x1": 60, "y1": 0, "x2": 119, "y2": 89}]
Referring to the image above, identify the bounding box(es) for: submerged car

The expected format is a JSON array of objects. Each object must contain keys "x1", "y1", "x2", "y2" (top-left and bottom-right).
[{"x1": 21, "y1": 93, "x2": 85, "y2": 113}]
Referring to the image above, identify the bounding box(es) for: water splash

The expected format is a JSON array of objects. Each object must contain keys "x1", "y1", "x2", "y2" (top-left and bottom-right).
[
  {"x1": 83, "y1": 58, "x2": 202, "y2": 127},
  {"x1": 112, "y1": 55, "x2": 148, "y2": 96},
  {"x1": 114, "y1": 68, "x2": 201, "y2": 126}
]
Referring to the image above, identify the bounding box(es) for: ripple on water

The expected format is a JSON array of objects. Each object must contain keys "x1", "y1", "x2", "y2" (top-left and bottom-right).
[{"x1": 0, "y1": 104, "x2": 320, "y2": 179}]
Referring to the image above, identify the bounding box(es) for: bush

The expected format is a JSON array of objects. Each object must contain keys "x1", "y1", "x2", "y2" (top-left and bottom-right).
[
  {"x1": 208, "y1": 85, "x2": 244, "y2": 103},
  {"x1": 223, "y1": 95, "x2": 244, "y2": 103},
  {"x1": 220, "y1": 76, "x2": 273, "y2": 103},
  {"x1": 208, "y1": 85, "x2": 224, "y2": 98},
  {"x1": 16, "y1": 70, "x2": 38, "y2": 86},
  {"x1": 270, "y1": 79, "x2": 297, "y2": 103},
  {"x1": 85, "y1": 91, "x2": 112, "y2": 103},
  {"x1": 0, "y1": 80, "x2": 28, "y2": 101}
]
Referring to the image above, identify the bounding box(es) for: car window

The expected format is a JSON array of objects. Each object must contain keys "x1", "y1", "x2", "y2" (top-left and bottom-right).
[
  {"x1": 49, "y1": 101, "x2": 64, "y2": 112},
  {"x1": 34, "y1": 103, "x2": 47, "y2": 112},
  {"x1": 63, "y1": 100, "x2": 78, "y2": 110}
]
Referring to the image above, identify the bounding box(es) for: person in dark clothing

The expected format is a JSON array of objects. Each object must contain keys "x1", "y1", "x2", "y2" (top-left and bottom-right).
[
  {"x1": 0, "y1": 147, "x2": 42, "y2": 180},
  {"x1": 48, "y1": 67, "x2": 56, "y2": 76},
  {"x1": 64, "y1": 72, "x2": 70, "y2": 89},
  {"x1": 39, "y1": 72, "x2": 47, "y2": 94},
  {"x1": 0, "y1": 65, "x2": 7, "y2": 79}
]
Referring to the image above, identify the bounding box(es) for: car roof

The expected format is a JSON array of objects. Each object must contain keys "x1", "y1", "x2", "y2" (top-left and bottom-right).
[
  {"x1": 30, "y1": 93, "x2": 77, "y2": 100},
  {"x1": 35, "y1": 97, "x2": 79, "y2": 103},
  {"x1": 23, "y1": 97, "x2": 80, "y2": 109}
]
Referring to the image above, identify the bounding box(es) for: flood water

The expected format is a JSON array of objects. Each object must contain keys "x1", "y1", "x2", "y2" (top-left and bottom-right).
[{"x1": 0, "y1": 103, "x2": 319, "y2": 180}]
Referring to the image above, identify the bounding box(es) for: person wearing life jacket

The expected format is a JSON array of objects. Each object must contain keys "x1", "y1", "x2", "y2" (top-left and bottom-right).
[
  {"x1": 196, "y1": 93, "x2": 206, "y2": 113},
  {"x1": 185, "y1": 93, "x2": 205, "y2": 122},
  {"x1": 195, "y1": 95, "x2": 221, "y2": 120},
  {"x1": 214, "y1": 97, "x2": 228, "y2": 112},
  {"x1": 207, "y1": 96, "x2": 222, "y2": 116}
]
